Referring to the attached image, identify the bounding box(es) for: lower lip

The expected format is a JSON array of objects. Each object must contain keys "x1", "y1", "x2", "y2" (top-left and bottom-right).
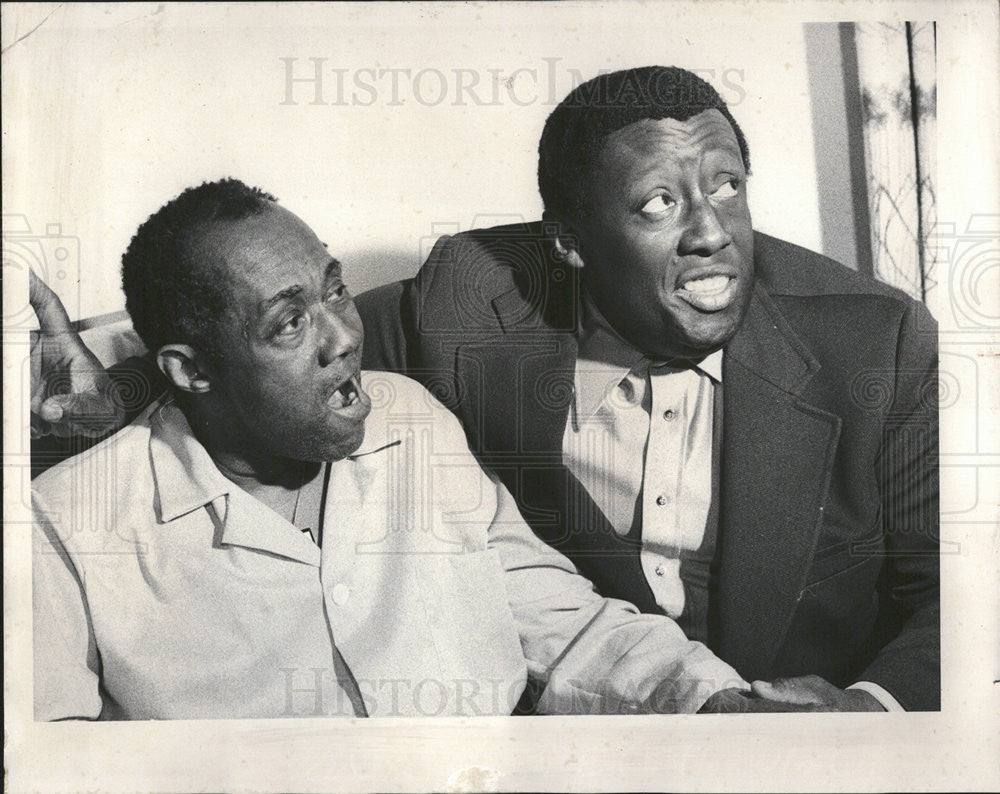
[{"x1": 674, "y1": 277, "x2": 738, "y2": 312}]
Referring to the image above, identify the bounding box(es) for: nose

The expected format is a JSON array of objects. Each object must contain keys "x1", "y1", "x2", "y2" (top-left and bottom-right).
[
  {"x1": 678, "y1": 196, "x2": 732, "y2": 256},
  {"x1": 316, "y1": 305, "x2": 360, "y2": 368}
]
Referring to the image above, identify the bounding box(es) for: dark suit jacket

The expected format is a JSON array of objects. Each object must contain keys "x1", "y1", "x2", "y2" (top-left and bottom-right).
[{"x1": 357, "y1": 221, "x2": 940, "y2": 711}]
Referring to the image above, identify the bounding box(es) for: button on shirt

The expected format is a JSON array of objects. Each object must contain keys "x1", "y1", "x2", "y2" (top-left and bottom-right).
[{"x1": 563, "y1": 291, "x2": 720, "y2": 619}]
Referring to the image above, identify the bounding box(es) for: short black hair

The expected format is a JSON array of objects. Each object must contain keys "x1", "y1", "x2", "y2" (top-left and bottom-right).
[
  {"x1": 121, "y1": 178, "x2": 277, "y2": 361},
  {"x1": 538, "y1": 66, "x2": 750, "y2": 220}
]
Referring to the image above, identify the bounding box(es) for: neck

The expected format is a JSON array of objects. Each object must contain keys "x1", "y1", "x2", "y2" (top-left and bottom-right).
[
  {"x1": 182, "y1": 399, "x2": 320, "y2": 491},
  {"x1": 211, "y1": 451, "x2": 321, "y2": 492}
]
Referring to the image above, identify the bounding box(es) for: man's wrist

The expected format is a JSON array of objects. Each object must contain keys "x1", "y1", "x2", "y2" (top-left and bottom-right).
[{"x1": 847, "y1": 681, "x2": 901, "y2": 711}]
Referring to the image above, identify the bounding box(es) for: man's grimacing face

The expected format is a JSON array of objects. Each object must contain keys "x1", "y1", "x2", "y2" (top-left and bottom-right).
[
  {"x1": 196, "y1": 205, "x2": 371, "y2": 463},
  {"x1": 572, "y1": 109, "x2": 755, "y2": 360}
]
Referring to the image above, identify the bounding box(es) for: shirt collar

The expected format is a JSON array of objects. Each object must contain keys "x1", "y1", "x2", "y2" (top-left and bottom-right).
[
  {"x1": 149, "y1": 377, "x2": 398, "y2": 525},
  {"x1": 695, "y1": 349, "x2": 723, "y2": 381},
  {"x1": 150, "y1": 400, "x2": 322, "y2": 566},
  {"x1": 574, "y1": 288, "x2": 724, "y2": 421},
  {"x1": 149, "y1": 398, "x2": 233, "y2": 523}
]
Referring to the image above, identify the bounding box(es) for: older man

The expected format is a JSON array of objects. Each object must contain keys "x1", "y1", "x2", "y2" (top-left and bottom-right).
[{"x1": 32, "y1": 178, "x2": 781, "y2": 720}]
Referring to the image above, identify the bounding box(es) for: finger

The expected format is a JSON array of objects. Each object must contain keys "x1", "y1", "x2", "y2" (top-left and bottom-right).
[
  {"x1": 30, "y1": 412, "x2": 52, "y2": 439},
  {"x1": 30, "y1": 380, "x2": 50, "y2": 416},
  {"x1": 42, "y1": 392, "x2": 123, "y2": 438},
  {"x1": 37, "y1": 399, "x2": 65, "y2": 423},
  {"x1": 698, "y1": 688, "x2": 753, "y2": 713},
  {"x1": 29, "y1": 271, "x2": 75, "y2": 334},
  {"x1": 51, "y1": 390, "x2": 121, "y2": 420},
  {"x1": 742, "y1": 697, "x2": 828, "y2": 713},
  {"x1": 751, "y1": 678, "x2": 822, "y2": 705}
]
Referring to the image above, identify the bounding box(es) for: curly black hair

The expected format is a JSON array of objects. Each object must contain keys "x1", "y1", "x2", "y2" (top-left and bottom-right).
[
  {"x1": 538, "y1": 66, "x2": 750, "y2": 221},
  {"x1": 121, "y1": 178, "x2": 277, "y2": 362}
]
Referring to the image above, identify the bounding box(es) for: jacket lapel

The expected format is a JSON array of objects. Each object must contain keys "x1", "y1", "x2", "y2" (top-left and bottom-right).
[
  {"x1": 453, "y1": 281, "x2": 660, "y2": 614},
  {"x1": 715, "y1": 285, "x2": 841, "y2": 679}
]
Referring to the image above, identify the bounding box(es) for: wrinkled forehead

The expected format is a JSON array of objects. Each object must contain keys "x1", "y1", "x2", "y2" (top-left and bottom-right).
[
  {"x1": 191, "y1": 206, "x2": 329, "y2": 298},
  {"x1": 600, "y1": 109, "x2": 743, "y2": 171}
]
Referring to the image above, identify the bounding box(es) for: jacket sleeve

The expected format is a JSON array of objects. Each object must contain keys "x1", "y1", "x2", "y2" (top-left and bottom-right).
[
  {"x1": 858, "y1": 299, "x2": 940, "y2": 710},
  {"x1": 485, "y1": 475, "x2": 748, "y2": 714}
]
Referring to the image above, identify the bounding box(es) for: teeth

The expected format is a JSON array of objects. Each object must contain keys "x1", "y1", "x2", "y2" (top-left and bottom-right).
[
  {"x1": 330, "y1": 377, "x2": 359, "y2": 409},
  {"x1": 682, "y1": 275, "x2": 730, "y2": 294}
]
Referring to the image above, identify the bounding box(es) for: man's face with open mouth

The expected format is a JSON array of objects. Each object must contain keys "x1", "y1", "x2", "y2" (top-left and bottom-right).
[
  {"x1": 200, "y1": 204, "x2": 371, "y2": 464},
  {"x1": 573, "y1": 108, "x2": 754, "y2": 361}
]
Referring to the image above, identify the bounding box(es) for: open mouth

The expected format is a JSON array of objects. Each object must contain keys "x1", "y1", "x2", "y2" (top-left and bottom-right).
[
  {"x1": 329, "y1": 374, "x2": 364, "y2": 410},
  {"x1": 674, "y1": 271, "x2": 739, "y2": 312}
]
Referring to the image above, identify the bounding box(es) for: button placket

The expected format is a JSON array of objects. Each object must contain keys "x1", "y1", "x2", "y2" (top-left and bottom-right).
[
  {"x1": 643, "y1": 369, "x2": 684, "y2": 552},
  {"x1": 319, "y1": 460, "x2": 363, "y2": 619}
]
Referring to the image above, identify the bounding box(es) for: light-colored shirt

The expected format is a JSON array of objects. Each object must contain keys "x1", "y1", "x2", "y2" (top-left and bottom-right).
[
  {"x1": 563, "y1": 291, "x2": 720, "y2": 619},
  {"x1": 562, "y1": 293, "x2": 903, "y2": 711},
  {"x1": 33, "y1": 371, "x2": 747, "y2": 720}
]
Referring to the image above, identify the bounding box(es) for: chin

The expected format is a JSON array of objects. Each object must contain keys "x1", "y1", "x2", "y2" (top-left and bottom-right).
[
  {"x1": 325, "y1": 425, "x2": 367, "y2": 461},
  {"x1": 685, "y1": 302, "x2": 747, "y2": 345},
  {"x1": 277, "y1": 425, "x2": 364, "y2": 464}
]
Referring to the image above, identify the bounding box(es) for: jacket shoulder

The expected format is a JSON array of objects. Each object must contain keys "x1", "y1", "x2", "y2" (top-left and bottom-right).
[
  {"x1": 754, "y1": 232, "x2": 916, "y2": 304},
  {"x1": 417, "y1": 221, "x2": 549, "y2": 289},
  {"x1": 754, "y1": 231, "x2": 937, "y2": 336},
  {"x1": 414, "y1": 221, "x2": 576, "y2": 334},
  {"x1": 356, "y1": 280, "x2": 411, "y2": 372}
]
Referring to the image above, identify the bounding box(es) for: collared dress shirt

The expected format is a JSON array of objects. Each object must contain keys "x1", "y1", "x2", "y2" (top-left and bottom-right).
[
  {"x1": 563, "y1": 291, "x2": 720, "y2": 621},
  {"x1": 33, "y1": 371, "x2": 747, "y2": 720},
  {"x1": 562, "y1": 292, "x2": 902, "y2": 711}
]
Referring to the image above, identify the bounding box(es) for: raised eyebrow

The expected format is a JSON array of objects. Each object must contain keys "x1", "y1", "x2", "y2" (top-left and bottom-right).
[
  {"x1": 324, "y1": 258, "x2": 342, "y2": 280},
  {"x1": 258, "y1": 285, "x2": 304, "y2": 316},
  {"x1": 703, "y1": 142, "x2": 744, "y2": 165},
  {"x1": 627, "y1": 145, "x2": 743, "y2": 183},
  {"x1": 255, "y1": 259, "x2": 343, "y2": 321}
]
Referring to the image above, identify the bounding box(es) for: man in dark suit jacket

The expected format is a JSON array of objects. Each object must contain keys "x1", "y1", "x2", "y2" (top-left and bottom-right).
[{"x1": 356, "y1": 66, "x2": 939, "y2": 711}]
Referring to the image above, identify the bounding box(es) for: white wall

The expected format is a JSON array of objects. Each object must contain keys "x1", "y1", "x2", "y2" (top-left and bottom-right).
[{"x1": 4, "y1": 2, "x2": 836, "y2": 322}]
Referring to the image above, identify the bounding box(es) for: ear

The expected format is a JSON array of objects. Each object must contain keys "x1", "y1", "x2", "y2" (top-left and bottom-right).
[
  {"x1": 156, "y1": 344, "x2": 214, "y2": 394},
  {"x1": 542, "y1": 210, "x2": 585, "y2": 270}
]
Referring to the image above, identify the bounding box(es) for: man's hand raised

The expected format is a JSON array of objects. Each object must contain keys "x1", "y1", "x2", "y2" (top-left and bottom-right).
[
  {"x1": 29, "y1": 270, "x2": 124, "y2": 439},
  {"x1": 751, "y1": 675, "x2": 886, "y2": 711}
]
